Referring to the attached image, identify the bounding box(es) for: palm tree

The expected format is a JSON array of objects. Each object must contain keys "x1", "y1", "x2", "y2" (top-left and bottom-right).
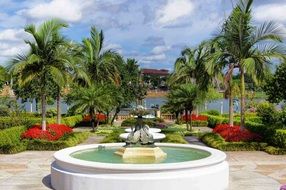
[
  {"x1": 168, "y1": 42, "x2": 216, "y2": 91},
  {"x1": 168, "y1": 84, "x2": 205, "y2": 131},
  {"x1": 219, "y1": 0, "x2": 286, "y2": 127},
  {"x1": 0, "y1": 66, "x2": 9, "y2": 86},
  {"x1": 9, "y1": 19, "x2": 72, "y2": 130},
  {"x1": 81, "y1": 27, "x2": 121, "y2": 85},
  {"x1": 68, "y1": 85, "x2": 110, "y2": 131}
]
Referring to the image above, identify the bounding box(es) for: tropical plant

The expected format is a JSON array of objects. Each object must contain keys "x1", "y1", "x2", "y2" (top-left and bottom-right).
[
  {"x1": 81, "y1": 26, "x2": 121, "y2": 85},
  {"x1": 9, "y1": 19, "x2": 72, "y2": 131},
  {"x1": 168, "y1": 84, "x2": 206, "y2": 131},
  {"x1": 67, "y1": 85, "x2": 110, "y2": 131},
  {"x1": 0, "y1": 66, "x2": 9, "y2": 86},
  {"x1": 218, "y1": 0, "x2": 286, "y2": 128}
]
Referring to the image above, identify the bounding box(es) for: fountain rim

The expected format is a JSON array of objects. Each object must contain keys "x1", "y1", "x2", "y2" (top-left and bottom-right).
[{"x1": 53, "y1": 143, "x2": 226, "y2": 171}]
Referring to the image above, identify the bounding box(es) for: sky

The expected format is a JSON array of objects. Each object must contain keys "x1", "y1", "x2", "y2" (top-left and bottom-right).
[{"x1": 0, "y1": 0, "x2": 285, "y2": 70}]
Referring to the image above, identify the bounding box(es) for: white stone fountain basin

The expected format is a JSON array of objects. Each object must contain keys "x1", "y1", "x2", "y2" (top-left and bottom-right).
[
  {"x1": 51, "y1": 143, "x2": 229, "y2": 190},
  {"x1": 119, "y1": 132, "x2": 166, "y2": 141},
  {"x1": 125, "y1": 127, "x2": 161, "y2": 133}
]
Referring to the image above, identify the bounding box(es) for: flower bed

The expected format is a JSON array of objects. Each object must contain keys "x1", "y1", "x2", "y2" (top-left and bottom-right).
[
  {"x1": 213, "y1": 124, "x2": 261, "y2": 142},
  {"x1": 182, "y1": 114, "x2": 208, "y2": 121},
  {"x1": 21, "y1": 124, "x2": 73, "y2": 141}
]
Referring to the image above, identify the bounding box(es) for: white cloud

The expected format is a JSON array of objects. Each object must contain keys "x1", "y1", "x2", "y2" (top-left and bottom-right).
[
  {"x1": 0, "y1": 29, "x2": 29, "y2": 63},
  {"x1": 151, "y1": 45, "x2": 170, "y2": 54},
  {"x1": 254, "y1": 3, "x2": 286, "y2": 22},
  {"x1": 23, "y1": 0, "x2": 92, "y2": 22},
  {"x1": 0, "y1": 29, "x2": 27, "y2": 42},
  {"x1": 156, "y1": 0, "x2": 195, "y2": 26},
  {"x1": 142, "y1": 53, "x2": 166, "y2": 62}
]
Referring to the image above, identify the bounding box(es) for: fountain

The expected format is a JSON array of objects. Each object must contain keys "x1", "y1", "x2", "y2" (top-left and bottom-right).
[{"x1": 51, "y1": 106, "x2": 229, "y2": 190}]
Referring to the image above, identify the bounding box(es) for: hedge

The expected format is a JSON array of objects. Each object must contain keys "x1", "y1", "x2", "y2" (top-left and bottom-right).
[
  {"x1": 0, "y1": 126, "x2": 27, "y2": 154},
  {"x1": 268, "y1": 129, "x2": 286, "y2": 148},
  {"x1": 101, "y1": 129, "x2": 124, "y2": 143},
  {"x1": 121, "y1": 117, "x2": 164, "y2": 127},
  {"x1": 162, "y1": 133, "x2": 188, "y2": 144},
  {"x1": 0, "y1": 115, "x2": 83, "y2": 129},
  {"x1": 24, "y1": 132, "x2": 89, "y2": 150},
  {"x1": 201, "y1": 133, "x2": 267, "y2": 151},
  {"x1": 202, "y1": 115, "x2": 228, "y2": 128},
  {"x1": 264, "y1": 146, "x2": 286, "y2": 155}
]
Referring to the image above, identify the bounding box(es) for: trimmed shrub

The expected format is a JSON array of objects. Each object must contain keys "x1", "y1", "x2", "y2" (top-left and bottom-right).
[
  {"x1": 203, "y1": 114, "x2": 228, "y2": 128},
  {"x1": 206, "y1": 110, "x2": 220, "y2": 116},
  {"x1": 61, "y1": 115, "x2": 83, "y2": 127},
  {"x1": 264, "y1": 146, "x2": 286, "y2": 155},
  {"x1": 201, "y1": 133, "x2": 267, "y2": 151},
  {"x1": 213, "y1": 124, "x2": 261, "y2": 142},
  {"x1": 21, "y1": 124, "x2": 73, "y2": 141},
  {"x1": 256, "y1": 102, "x2": 277, "y2": 124},
  {"x1": 268, "y1": 129, "x2": 286, "y2": 148},
  {"x1": 162, "y1": 133, "x2": 188, "y2": 144},
  {"x1": 121, "y1": 117, "x2": 162, "y2": 127},
  {"x1": 46, "y1": 108, "x2": 57, "y2": 117},
  {"x1": 25, "y1": 132, "x2": 89, "y2": 150},
  {"x1": 0, "y1": 126, "x2": 27, "y2": 154},
  {"x1": 0, "y1": 115, "x2": 82, "y2": 130},
  {"x1": 101, "y1": 129, "x2": 124, "y2": 143}
]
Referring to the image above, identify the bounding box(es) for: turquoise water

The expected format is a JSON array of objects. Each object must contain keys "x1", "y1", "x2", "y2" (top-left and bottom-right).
[{"x1": 71, "y1": 146, "x2": 211, "y2": 164}]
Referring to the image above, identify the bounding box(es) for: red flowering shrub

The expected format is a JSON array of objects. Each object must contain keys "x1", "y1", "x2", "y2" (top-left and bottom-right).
[
  {"x1": 82, "y1": 113, "x2": 107, "y2": 122},
  {"x1": 182, "y1": 114, "x2": 208, "y2": 121},
  {"x1": 21, "y1": 124, "x2": 73, "y2": 141},
  {"x1": 213, "y1": 124, "x2": 261, "y2": 142}
]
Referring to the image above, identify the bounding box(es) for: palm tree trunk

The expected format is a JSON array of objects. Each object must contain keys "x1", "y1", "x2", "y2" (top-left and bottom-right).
[
  {"x1": 190, "y1": 108, "x2": 193, "y2": 131},
  {"x1": 229, "y1": 82, "x2": 234, "y2": 127},
  {"x1": 56, "y1": 90, "x2": 61, "y2": 124},
  {"x1": 185, "y1": 109, "x2": 189, "y2": 131},
  {"x1": 90, "y1": 109, "x2": 95, "y2": 132},
  {"x1": 111, "y1": 106, "x2": 120, "y2": 125},
  {"x1": 240, "y1": 66, "x2": 246, "y2": 129},
  {"x1": 41, "y1": 94, "x2": 47, "y2": 131}
]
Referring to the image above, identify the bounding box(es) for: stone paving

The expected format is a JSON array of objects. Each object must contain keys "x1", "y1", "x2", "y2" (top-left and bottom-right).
[{"x1": 0, "y1": 136, "x2": 285, "y2": 189}]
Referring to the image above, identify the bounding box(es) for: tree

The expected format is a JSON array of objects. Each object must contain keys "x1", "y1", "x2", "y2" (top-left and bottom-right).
[
  {"x1": 81, "y1": 27, "x2": 121, "y2": 85},
  {"x1": 263, "y1": 61, "x2": 286, "y2": 103},
  {"x1": 168, "y1": 84, "x2": 205, "y2": 131},
  {"x1": 168, "y1": 42, "x2": 216, "y2": 91},
  {"x1": 219, "y1": 0, "x2": 285, "y2": 128},
  {"x1": 9, "y1": 19, "x2": 71, "y2": 131},
  {"x1": 67, "y1": 85, "x2": 110, "y2": 131},
  {"x1": 0, "y1": 66, "x2": 9, "y2": 87}
]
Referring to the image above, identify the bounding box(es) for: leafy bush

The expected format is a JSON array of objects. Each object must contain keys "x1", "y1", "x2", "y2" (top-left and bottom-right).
[
  {"x1": 0, "y1": 126, "x2": 27, "y2": 154},
  {"x1": 46, "y1": 108, "x2": 57, "y2": 117},
  {"x1": 264, "y1": 146, "x2": 286, "y2": 155},
  {"x1": 256, "y1": 102, "x2": 277, "y2": 124},
  {"x1": 268, "y1": 129, "x2": 286, "y2": 148},
  {"x1": 0, "y1": 115, "x2": 82, "y2": 130},
  {"x1": 121, "y1": 117, "x2": 162, "y2": 127},
  {"x1": 24, "y1": 132, "x2": 89, "y2": 150},
  {"x1": 206, "y1": 110, "x2": 220, "y2": 116},
  {"x1": 61, "y1": 115, "x2": 82, "y2": 127},
  {"x1": 203, "y1": 114, "x2": 228, "y2": 128},
  {"x1": 21, "y1": 124, "x2": 73, "y2": 141},
  {"x1": 162, "y1": 133, "x2": 188, "y2": 144},
  {"x1": 201, "y1": 133, "x2": 267, "y2": 151},
  {"x1": 101, "y1": 129, "x2": 124, "y2": 143},
  {"x1": 213, "y1": 124, "x2": 261, "y2": 142}
]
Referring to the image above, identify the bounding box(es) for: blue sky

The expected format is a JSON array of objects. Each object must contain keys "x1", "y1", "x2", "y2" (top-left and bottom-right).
[{"x1": 0, "y1": 0, "x2": 285, "y2": 70}]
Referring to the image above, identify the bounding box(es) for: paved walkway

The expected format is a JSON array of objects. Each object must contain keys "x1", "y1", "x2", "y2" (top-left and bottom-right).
[{"x1": 0, "y1": 136, "x2": 285, "y2": 189}]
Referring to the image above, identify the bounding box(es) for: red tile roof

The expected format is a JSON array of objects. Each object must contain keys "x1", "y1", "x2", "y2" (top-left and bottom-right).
[{"x1": 141, "y1": 69, "x2": 169, "y2": 76}]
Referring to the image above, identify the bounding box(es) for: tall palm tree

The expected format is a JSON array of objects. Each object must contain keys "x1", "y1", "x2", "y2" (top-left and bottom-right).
[
  {"x1": 9, "y1": 19, "x2": 72, "y2": 131},
  {"x1": 81, "y1": 27, "x2": 121, "y2": 85},
  {"x1": 219, "y1": 0, "x2": 286, "y2": 127},
  {"x1": 168, "y1": 42, "x2": 216, "y2": 91}
]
